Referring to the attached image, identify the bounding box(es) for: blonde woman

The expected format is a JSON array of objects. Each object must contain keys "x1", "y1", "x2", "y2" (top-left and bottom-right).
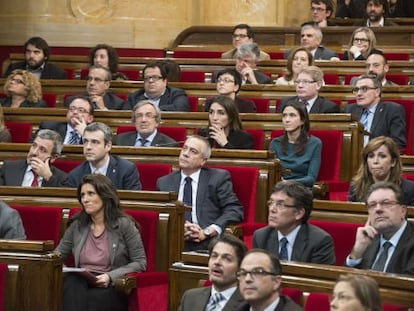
[
  {"x1": 1, "y1": 69, "x2": 46, "y2": 108},
  {"x1": 342, "y1": 27, "x2": 380, "y2": 61}
]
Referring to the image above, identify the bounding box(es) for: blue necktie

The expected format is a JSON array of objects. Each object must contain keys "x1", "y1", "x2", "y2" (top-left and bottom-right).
[
  {"x1": 371, "y1": 241, "x2": 392, "y2": 272},
  {"x1": 139, "y1": 138, "x2": 149, "y2": 147},
  {"x1": 279, "y1": 237, "x2": 288, "y2": 260},
  {"x1": 360, "y1": 109, "x2": 371, "y2": 146},
  {"x1": 68, "y1": 130, "x2": 80, "y2": 145},
  {"x1": 183, "y1": 177, "x2": 193, "y2": 222},
  {"x1": 206, "y1": 292, "x2": 224, "y2": 311}
]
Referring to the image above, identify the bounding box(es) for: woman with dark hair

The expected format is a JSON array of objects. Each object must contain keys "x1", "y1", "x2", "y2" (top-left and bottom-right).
[
  {"x1": 275, "y1": 47, "x2": 314, "y2": 86},
  {"x1": 330, "y1": 274, "x2": 382, "y2": 311},
  {"x1": 269, "y1": 101, "x2": 321, "y2": 188},
  {"x1": 1, "y1": 69, "x2": 46, "y2": 108},
  {"x1": 89, "y1": 44, "x2": 127, "y2": 80},
  {"x1": 198, "y1": 95, "x2": 253, "y2": 149},
  {"x1": 205, "y1": 68, "x2": 256, "y2": 113},
  {"x1": 55, "y1": 174, "x2": 146, "y2": 311},
  {"x1": 349, "y1": 136, "x2": 414, "y2": 205},
  {"x1": 342, "y1": 27, "x2": 380, "y2": 61}
]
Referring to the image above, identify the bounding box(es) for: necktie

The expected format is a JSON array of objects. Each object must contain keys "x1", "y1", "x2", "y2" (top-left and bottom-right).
[
  {"x1": 206, "y1": 292, "x2": 224, "y2": 311},
  {"x1": 31, "y1": 170, "x2": 39, "y2": 187},
  {"x1": 360, "y1": 109, "x2": 371, "y2": 131},
  {"x1": 371, "y1": 241, "x2": 392, "y2": 272},
  {"x1": 68, "y1": 130, "x2": 80, "y2": 145},
  {"x1": 183, "y1": 177, "x2": 193, "y2": 222},
  {"x1": 279, "y1": 237, "x2": 288, "y2": 260},
  {"x1": 139, "y1": 138, "x2": 149, "y2": 147}
]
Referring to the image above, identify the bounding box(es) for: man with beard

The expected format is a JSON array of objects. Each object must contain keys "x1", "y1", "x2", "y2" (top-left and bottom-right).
[
  {"x1": 178, "y1": 233, "x2": 248, "y2": 311},
  {"x1": 350, "y1": 51, "x2": 397, "y2": 86},
  {"x1": 346, "y1": 181, "x2": 414, "y2": 275},
  {"x1": 354, "y1": 0, "x2": 398, "y2": 27},
  {"x1": 36, "y1": 95, "x2": 94, "y2": 145},
  {"x1": 0, "y1": 129, "x2": 69, "y2": 187},
  {"x1": 64, "y1": 65, "x2": 124, "y2": 110},
  {"x1": 68, "y1": 122, "x2": 141, "y2": 190},
  {"x1": 4, "y1": 37, "x2": 67, "y2": 79}
]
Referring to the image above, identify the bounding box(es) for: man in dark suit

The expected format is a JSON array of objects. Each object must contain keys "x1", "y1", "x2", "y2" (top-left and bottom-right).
[
  {"x1": 238, "y1": 249, "x2": 303, "y2": 311},
  {"x1": 179, "y1": 233, "x2": 248, "y2": 311},
  {"x1": 234, "y1": 42, "x2": 272, "y2": 85},
  {"x1": 253, "y1": 181, "x2": 335, "y2": 264},
  {"x1": 124, "y1": 62, "x2": 190, "y2": 111},
  {"x1": 64, "y1": 65, "x2": 124, "y2": 110},
  {"x1": 349, "y1": 51, "x2": 398, "y2": 86},
  {"x1": 4, "y1": 36, "x2": 67, "y2": 79},
  {"x1": 277, "y1": 66, "x2": 339, "y2": 114},
  {"x1": 38, "y1": 95, "x2": 94, "y2": 145},
  {"x1": 345, "y1": 75, "x2": 406, "y2": 149},
  {"x1": 284, "y1": 23, "x2": 337, "y2": 60},
  {"x1": 353, "y1": 0, "x2": 398, "y2": 27},
  {"x1": 114, "y1": 100, "x2": 177, "y2": 147},
  {"x1": 156, "y1": 135, "x2": 243, "y2": 251},
  {"x1": 0, "y1": 129, "x2": 69, "y2": 187},
  {"x1": 346, "y1": 181, "x2": 414, "y2": 275},
  {"x1": 68, "y1": 122, "x2": 141, "y2": 190}
]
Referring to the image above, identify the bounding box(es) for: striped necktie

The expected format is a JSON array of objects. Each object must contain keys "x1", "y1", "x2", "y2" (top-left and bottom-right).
[
  {"x1": 68, "y1": 130, "x2": 80, "y2": 145},
  {"x1": 206, "y1": 292, "x2": 224, "y2": 311},
  {"x1": 279, "y1": 237, "x2": 288, "y2": 260}
]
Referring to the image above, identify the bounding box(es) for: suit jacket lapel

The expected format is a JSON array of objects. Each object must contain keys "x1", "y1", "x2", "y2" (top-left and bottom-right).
[
  {"x1": 386, "y1": 222, "x2": 413, "y2": 272},
  {"x1": 16, "y1": 161, "x2": 28, "y2": 186},
  {"x1": 127, "y1": 132, "x2": 138, "y2": 146},
  {"x1": 370, "y1": 102, "x2": 384, "y2": 134},
  {"x1": 196, "y1": 169, "x2": 208, "y2": 221},
  {"x1": 106, "y1": 156, "x2": 117, "y2": 185},
  {"x1": 195, "y1": 287, "x2": 211, "y2": 310},
  {"x1": 291, "y1": 225, "x2": 308, "y2": 261},
  {"x1": 223, "y1": 289, "x2": 246, "y2": 311},
  {"x1": 310, "y1": 97, "x2": 322, "y2": 113}
]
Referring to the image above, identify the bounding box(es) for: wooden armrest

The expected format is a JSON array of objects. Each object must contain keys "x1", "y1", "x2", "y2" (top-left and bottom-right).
[
  {"x1": 225, "y1": 225, "x2": 243, "y2": 238},
  {"x1": 313, "y1": 182, "x2": 329, "y2": 199},
  {"x1": 114, "y1": 274, "x2": 137, "y2": 295}
]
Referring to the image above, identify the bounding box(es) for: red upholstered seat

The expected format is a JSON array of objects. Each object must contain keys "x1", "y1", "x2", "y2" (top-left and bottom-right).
[
  {"x1": 384, "y1": 52, "x2": 409, "y2": 61},
  {"x1": 344, "y1": 74, "x2": 359, "y2": 85},
  {"x1": 309, "y1": 220, "x2": 362, "y2": 265},
  {"x1": 383, "y1": 303, "x2": 409, "y2": 311},
  {"x1": 172, "y1": 50, "x2": 223, "y2": 58},
  {"x1": 240, "y1": 222, "x2": 267, "y2": 249},
  {"x1": 188, "y1": 96, "x2": 199, "y2": 112},
  {"x1": 268, "y1": 52, "x2": 284, "y2": 59},
  {"x1": 324, "y1": 73, "x2": 339, "y2": 85},
  {"x1": 53, "y1": 159, "x2": 82, "y2": 173},
  {"x1": 0, "y1": 263, "x2": 7, "y2": 311},
  {"x1": 116, "y1": 125, "x2": 187, "y2": 146},
  {"x1": 326, "y1": 181, "x2": 350, "y2": 201},
  {"x1": 11, "y1": 205, "x2": 62, "y2": 247},
  {"x1": 245, "y1": 97, "x2": 270, "y2": 113},
  {"x1": 281, "y1": 288, "x2": 303, "y2": 305},
  {"x1": 42, "y1": 93, "x2": 57, "y2": 107},
  {"x1": 5, "y1": 121, "x2": 32, "y2": 143},
  {"x1": 304, "y1": 292, "x2": 330, "y2": 311},
  {"x1": 245, "y1": 129, "x2": 265, "y2": 150},
  {"x1": 208, "y1": 166, "x2": 259, "y2": 224},
  {"x1": 387, "y1": 74, "x2": 409, "y2": 85},
  {"x1": 63, "y1": 68, "x2": 75, "y2": 79},
  {"x1": 118, "y1": 69, "x2": 140, "y2": 81},
  {"x1": 135, "y1": 163, "x2": 172, "y2": 191},
  {"x1": 179, "y1": 71, "x2": 206, "y2": 82},
  {"x1": 80, "y1": 68, "x2": 89, "y2": 80}
]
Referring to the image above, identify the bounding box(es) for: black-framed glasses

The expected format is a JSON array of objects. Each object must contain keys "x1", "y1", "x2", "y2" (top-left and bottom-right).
[
  {"x1": 143, "y1": 75, "x2": 163, "y2": 82},
  {"x1": 366, "y1": 200, "x2": 399, "y2": 210},
  {"x1": 310, "y1": 6, "x2": 326, "y2": 12},
  {"x1": 353, "y1": 38, "x2": 370, "y2": 43},
  {"x1": 237, "y1": 268, "x2": 278, "y2": 279},
  {"x1": 217, "y1": 78, "x2": 235, "y2": 84},
  {"x1": 267, "y1": 200, "x2": 296, "y2": 211},
  {"x1": 294, "y1": 80, "x2": 317, "y2": 85},
  {"x1": 352, "y1": 86, "x2": 377, "y2": 94}
]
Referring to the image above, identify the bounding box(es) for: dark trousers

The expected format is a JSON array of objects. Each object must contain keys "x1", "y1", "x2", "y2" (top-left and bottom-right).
[{"x1": 63, "y1": 273, "x2": 128, "y2": 311}]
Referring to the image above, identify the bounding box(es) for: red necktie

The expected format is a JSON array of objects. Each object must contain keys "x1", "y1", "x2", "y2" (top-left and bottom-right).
[{"x1": 31, "y1": 170, "x2": 39, "y2": 187}]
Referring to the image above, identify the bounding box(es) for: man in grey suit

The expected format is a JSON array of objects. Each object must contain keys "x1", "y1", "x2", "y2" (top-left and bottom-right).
[
  {"x1": 37, "y1": 95, "x2": 95, "y2": 145},
  {"x1": 277, "y1": 66, "x2": 339, "y2": 114},
  {"x1": 114, "y1": 100, "x2": 178, "y2": 147},
  {"x1": 156, "y1": 135, "x2": 243, "y2": 251},
  {"x1": 179, "y1": 233, "x2": 248, "y2": 311},
  {"x1": 68, "y1": 122, "x2": 141, "y2": 190},
  {"x1": 0, "y1": 201, "x2": 26, "y2": 240},
  {"x1": 253, "y1": 181, "x2": 335, "y2": 264},
  {"x1": 345, "y1": 75, "x2": 406, "y2": 149},
  {"x1": 285, "y1": 23, "x2": 337, "y2": 60},
  {"x1": 346, "y1": 181, "x2": 414, "y2": 275},
  {"x1": 0, "y1": 129, "x2": 69, "y2": 187}
]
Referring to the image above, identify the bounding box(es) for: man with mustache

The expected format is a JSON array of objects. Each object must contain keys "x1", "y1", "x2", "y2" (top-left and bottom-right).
[
  {"x1": 178, "y1": 234, "x2": 248, "y2": 311},
  {"x1": 4, "y1": 36, "x2": 67, "y2": 79},
  {"x1": 354, "y1": 0, "x2": 398, "y2": 27},
  {"x1": 346, "y1": 181, "x2": 414, "y2": 275},
  {"x1": 0, "y1": 129, "x2": 69, "y2": 187}
]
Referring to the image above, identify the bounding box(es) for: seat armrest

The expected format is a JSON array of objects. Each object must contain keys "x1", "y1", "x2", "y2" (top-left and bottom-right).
[
  {"x1": 225, "y1": 225, "x2": 242, "y2": 238},
  {"x1": 114, "y1": 274, "x2": 137, "y2": 295}
]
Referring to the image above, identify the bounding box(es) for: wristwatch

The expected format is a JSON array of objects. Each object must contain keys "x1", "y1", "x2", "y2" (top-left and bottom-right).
[{"x1": 203, "y1": 228, "x2": 212, "y2": 238}]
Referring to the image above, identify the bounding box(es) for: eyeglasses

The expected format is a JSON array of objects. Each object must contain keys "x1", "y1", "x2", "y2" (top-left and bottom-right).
[
  {"x1": 353, "y1": 38, "x2": 370, "y2": 43},
  {"x1": 143, "y1": 75, "x2": 163, "y2": 82},
  {"x1": 135, "y1": 112, "x2": 157, "y2": 120},
  {"x1": 232, "y1": 34, "x2": 249, "y2": 39},
  {"x1": 10, "y1": 78, "x2": 25, "y2": 85},
  {"x1": 237, "y1": 268, "x2": 278, "y2": 280},
  {"x1": 366, "y1": 200, "x2": 399, "y2": 210},
  {"x1": 217, "y1": 78, "x2": 235, "y2": 84},
  {"x1": 310, "y1": 6, "x2": 326, "y2": 12},
  {"x1": 87, "y1": 76, "x2": 107, "y2": 83},
  {"x1": 267, "y1": 200, "x2": 296, "y2": 210},
  {"x1": 352, "y1": 86, "x2": 378, "y2": 94},
  {"x1": 329, "y1": 293, "x2": 355, "y2": 303},
  {"x1": 69, "y1": 106, "x2": 90, "y2": 114},
  {"x1": 294, "y1": 80, "x2": 317, "y2": 85}
]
